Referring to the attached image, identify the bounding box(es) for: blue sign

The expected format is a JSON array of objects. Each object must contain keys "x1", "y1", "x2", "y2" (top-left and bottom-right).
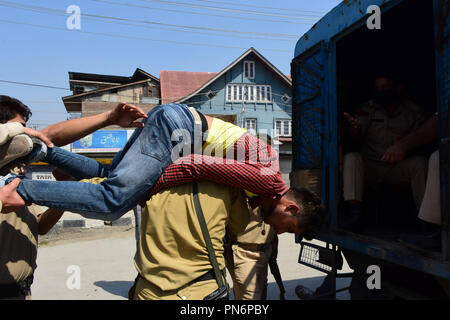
[{"x1": 72, "y1": 130, "x2": 130, "y2": 153}]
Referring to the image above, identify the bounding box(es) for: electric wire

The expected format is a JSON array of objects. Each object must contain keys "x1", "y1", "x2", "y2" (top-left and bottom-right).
[
  {"x1": 0, "y1": 1, "x2": 300, "y2": 39},
  {"x1": 136, "y1": 0, "x2": 321, "y2": 20},
  {"x1": 90, "y1": 0, "x2": 316, "y2": 25},
  {"x1": 0, "y1": 19, "x2": 292, "y2": 52}
]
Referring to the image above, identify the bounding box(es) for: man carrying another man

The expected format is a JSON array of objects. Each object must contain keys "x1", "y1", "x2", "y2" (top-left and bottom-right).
[{"x1": 1, "y1": 97, "x2": 326, "y2": 300}]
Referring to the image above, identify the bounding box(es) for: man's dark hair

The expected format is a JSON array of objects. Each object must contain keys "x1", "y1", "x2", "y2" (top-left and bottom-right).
[
  {"x1": 285, "y1": 187, "x2": 326, "y2": 240},
  {"x1": 0, "y1": 95, "x2": 32, "y2": 124}
]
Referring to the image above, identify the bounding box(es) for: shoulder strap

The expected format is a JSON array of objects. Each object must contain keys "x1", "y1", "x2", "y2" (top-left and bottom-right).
[{"x1": 192, "y1": 182, "x2": 225, "y2": 287}]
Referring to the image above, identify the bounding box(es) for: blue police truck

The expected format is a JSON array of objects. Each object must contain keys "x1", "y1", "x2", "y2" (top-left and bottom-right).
[{"x1": 291, "y1": 0, "x2": 450, "y2": 299}]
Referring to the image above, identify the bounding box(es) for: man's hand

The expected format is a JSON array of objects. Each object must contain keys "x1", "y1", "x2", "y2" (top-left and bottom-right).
[
  {"x1": 381, "y1": 140, "x2": 407, "y2": 163},
  {"x1": 107, "y1": 102, "x2": 148, "y2": 128},
  {"x1": 344, "y1": 112, "x2": 361, "y2": 135},
  {"x1": 0, "y1": 178, "x2": 26, "y2": 213},
  {"x1": 23, "y1": 127, "x2": 54, "y2": 147}
]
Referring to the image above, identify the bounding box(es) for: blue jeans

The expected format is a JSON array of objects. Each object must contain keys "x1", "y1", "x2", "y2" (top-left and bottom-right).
[{"x1": 16, "y1": 104, "x2": 195, "y2": 220}]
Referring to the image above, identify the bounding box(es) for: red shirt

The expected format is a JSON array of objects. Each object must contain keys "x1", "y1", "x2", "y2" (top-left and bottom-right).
[{"x1": 150, "y1": 133, "x2": 289, "y2": 198}]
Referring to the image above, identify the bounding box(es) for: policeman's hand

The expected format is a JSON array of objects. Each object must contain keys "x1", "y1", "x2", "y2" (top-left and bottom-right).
[
  {"x1": 108, "y1": 102, "x2": 149, "y2": 128},
  {"x1": 23, "y1": 127, "x2": 54, "y2": 147},
  {"x1": 381, "y1": 141, "x2": 407, "y2": 163},
  {"x1": 0, "y1": 178, "x2": 26, "y2": 213},
  {"x1": 344, "y1": 112, "x2": 361, "y2": 130}
]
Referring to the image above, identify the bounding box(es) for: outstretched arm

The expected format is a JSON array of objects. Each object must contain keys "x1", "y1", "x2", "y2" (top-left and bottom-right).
[
  {"x1": 36, "y1": 103, "x2": 148, "y2": 179},
  {"x1": 40, "y1": 103, "x2": 148, "y2": 147}
]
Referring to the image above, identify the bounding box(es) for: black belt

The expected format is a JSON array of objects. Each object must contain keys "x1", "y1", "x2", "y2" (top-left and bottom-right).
[
  {"x1": 191, "y1": 269, "x2": 216, "y2": 285},
  {"x1": 237, "y1": 242, "x2": 272, "y2": 252},
  {"x1": 135, "y1": 269, "x2": 217, "y2": 288},
  {"x1": 0, "y1": 275, "x2": 33, "y2": 299}
]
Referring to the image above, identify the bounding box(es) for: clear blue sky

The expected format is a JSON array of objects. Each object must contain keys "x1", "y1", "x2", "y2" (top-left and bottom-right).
[{"x1": 0, "y1": 0, "x2": 340, "y2": 128}]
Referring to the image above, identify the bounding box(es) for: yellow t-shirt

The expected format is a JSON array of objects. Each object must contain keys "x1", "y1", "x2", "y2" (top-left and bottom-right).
[
  {"x1": 202, "y1": 118, "x2": 258, "y2": 198},
  {"x1": 134, "y1": 181, "x2": 249, "y2": 291},
  {"x1": 202, "y1": 117, "x2": 247, "y2": 157}
]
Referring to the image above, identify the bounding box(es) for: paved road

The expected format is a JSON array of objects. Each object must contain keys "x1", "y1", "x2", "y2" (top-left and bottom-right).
[{"x1": 32, "y1": 231, "x2": 352, "y2": 300}]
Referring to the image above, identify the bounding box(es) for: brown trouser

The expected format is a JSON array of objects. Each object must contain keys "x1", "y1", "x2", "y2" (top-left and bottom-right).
[
  {"x1": 343, "y1": 152, "x2": 427, "y2": 209},
  {"x1": 418, "y1": 151, "x2": 441, "y2": 225},
  {"x1": 226, "y1": 243, "x2": 272, "y2": 300}
]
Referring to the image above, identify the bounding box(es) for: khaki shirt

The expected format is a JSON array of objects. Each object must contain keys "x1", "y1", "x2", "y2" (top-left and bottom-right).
[
  {"x1": 0, "y1": 206, "x2": 38, "y2": 284},
  {"x1": 134, "y1": 181, "x2": 249, "y2": 292},
  {"x1": 358, "y1": 99, "x2": 427, "y2": 160},
  {"x1": 235, "y1": 206, "x2": 276, "y2": 245}
]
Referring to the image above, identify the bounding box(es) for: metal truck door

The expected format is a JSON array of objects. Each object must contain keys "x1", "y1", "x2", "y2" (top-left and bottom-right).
[
  {"x1": 434, "y1": 0, "x2": 450, "y2": 260},
  {"x1": 291, "y1": 41, "x2": 330, "y2": 218}
]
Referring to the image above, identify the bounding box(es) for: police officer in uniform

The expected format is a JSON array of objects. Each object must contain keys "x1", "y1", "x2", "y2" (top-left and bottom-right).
[{"x1": 342, "y1": 76, "x2": 428, "y2": 228}]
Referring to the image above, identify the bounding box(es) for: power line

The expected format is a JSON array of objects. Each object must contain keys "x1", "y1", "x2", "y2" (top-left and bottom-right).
[
  {"x1": 90, "y1": 0, "x2": 315, "y2": 25},
  {"x1": 0, "y1": 19, "x2": 292, "y2": 52},
  {"x1": 3, "y1": 8, "x2": 294, "y2": 43},
  {"x1": 179, "y1": 0, "x2": 326, "y2": 15},
  {"x1": 0, "y1": 1, "x2": 300, "y2": 39},
  {"x1": 0, "y1": 79, "x2": 70, "y2": 91},
  {"x1": 137, "y1": 0, "x2": 320, "y2": 20}
]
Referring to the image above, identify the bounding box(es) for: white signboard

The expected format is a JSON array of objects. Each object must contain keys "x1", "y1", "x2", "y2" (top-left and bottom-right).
[{"x1": 32, "y1": 172, "x2": 55, "y2": 181}]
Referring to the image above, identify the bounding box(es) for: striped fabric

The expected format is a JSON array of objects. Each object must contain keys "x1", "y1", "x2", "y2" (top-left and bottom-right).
[{"x1": 151, "y1": 132, "x2": 289, "y2": 198}]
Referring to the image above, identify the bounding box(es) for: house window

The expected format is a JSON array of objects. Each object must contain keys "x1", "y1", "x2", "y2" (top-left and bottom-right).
[
  {"x1": 243, "y1": 86, "x2": 249, "y2": 101},
  {"x1": 205, "y1": 90, "x2": 216, "y2": 100},
  {"x1": 145, "y1": 85, "x2": 155, "y2": 97},
  {"x1": 275, "y1": 119, "x2": 292, "y2": 137},
  {"x1": 245, "y1": 118, "x2": 257, "y2": 133},
  {"x1": 244, "y1": 61, "x2": 255, "y2": 79},
  {"x1": 74, "y1": 86, "x2": 85, "y2": 95},
  {"x1": 281, "y1": 93, "x2": 291, "y2": 103},
  {"x1": 226, "y1": 84, "x2": 271, "y2": 102}
]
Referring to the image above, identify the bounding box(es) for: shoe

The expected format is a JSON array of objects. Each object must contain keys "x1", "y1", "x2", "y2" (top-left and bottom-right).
[
  {"x1": 0, "y1": 135, "x2": 47, "y2": 175},
  {"x1": 295, "y1": 274, "x2": 334, "y2": 300},
  {"x1": 399, "y1": 231, "x2": 442, "y2": 252},
  {"x1": 0, "y1": 134, "x2": 33, "y2": 173},
  {"x1": 0, "y1": 172, "x2": 21, "y2": 188},
  {"x1": 295, "y1": 285, "x2": 315, "y2": 300}
]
